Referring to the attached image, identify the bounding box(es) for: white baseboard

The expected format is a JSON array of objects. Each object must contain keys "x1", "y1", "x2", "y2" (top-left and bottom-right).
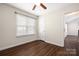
[
  {"x1": 0, "y1": 40, "x2": 37, "y2": 51},
  {"x1": 43, "y1": 40, "x2": 64, "y2": 47},
  {"x1": 0, "y1": 39, "x2": 64, "y2": 51}
]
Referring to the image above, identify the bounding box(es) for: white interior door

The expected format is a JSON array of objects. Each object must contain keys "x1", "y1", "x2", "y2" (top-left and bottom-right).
[{"x1": 64, "y1": 24, "x2": 68, "y2": 37}]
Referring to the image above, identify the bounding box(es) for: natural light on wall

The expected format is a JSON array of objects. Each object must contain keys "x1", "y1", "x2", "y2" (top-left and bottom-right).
[{"x1": 66, "y1": 11, "x2": 79, "y2": 16}]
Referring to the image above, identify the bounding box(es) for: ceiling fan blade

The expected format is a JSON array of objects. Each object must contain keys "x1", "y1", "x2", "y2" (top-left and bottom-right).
[
  {"x1": 40, "y1": 3, "x2": 47, "y2": 9},
  {"x1": 32, "y1": 4, "x2": 36, "y2": 10}
]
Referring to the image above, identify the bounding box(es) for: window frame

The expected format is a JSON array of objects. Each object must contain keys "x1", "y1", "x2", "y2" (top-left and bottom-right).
[{"x1": 15, "y1": 12, "x2": 37, "y2": 38}]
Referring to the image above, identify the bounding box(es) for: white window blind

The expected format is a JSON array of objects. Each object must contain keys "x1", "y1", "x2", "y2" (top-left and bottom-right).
[{"x1": 16, "y1": 13, "x2": 36, "y2": 37}]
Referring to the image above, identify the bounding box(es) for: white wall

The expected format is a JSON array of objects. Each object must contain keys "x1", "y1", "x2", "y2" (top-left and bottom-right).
[
  {"x1": 38, "y1": 16, "x2": 46, "y2": 40},
  {"x1": 44, "y1": 12, "x2": 64, "y2": 47},
  {"x1": 67, "y1": 19, "x2": 79, "y2": 36},
  {"x1": 39, "y1": 11, "x2": 64, "y2": 47},
  {"x1": 39, "y1": 4, "x2": 79, "y2": 47},
  {"x1": 0, "y1": 4, "x2": 38, "y2": 50}
]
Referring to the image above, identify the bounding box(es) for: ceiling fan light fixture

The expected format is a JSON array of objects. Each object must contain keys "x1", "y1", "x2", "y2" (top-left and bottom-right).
[
  {"x1": 35, "y1": 7, "x2": 41, "y2": 15},
  {"x1": 35, "y1": 3, "x2": 40, "y2": 6},
  {"x1": 40, "y1": 3, "x2": 47, "y2": 9},
  {"x1": 32, "y1": 2, "x2": 47, "y2": 10}
]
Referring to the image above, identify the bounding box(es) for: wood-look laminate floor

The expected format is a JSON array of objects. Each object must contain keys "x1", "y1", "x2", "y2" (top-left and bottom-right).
[{"x1": 0, "y1": 40, "x2": 76, "y2": 56}]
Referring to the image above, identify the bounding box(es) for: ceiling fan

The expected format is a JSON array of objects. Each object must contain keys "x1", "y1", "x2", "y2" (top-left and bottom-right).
[{"x1": 32, "y1": 3, "x2": 47, "y2": 10}]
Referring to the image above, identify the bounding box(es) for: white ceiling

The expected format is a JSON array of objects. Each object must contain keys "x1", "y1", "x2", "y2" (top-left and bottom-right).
[
  {"x1": 9, "y1": 3, "x2": 72, "y2": 16},
  {"x1": 65, "y1": 11, "x2": 79, "y2": 23}
]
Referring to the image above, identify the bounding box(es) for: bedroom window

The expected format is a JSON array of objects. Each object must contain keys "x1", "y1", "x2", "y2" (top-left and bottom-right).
[{"x1": 16, "y1": 13, "x2": 36, "y2": 37}]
